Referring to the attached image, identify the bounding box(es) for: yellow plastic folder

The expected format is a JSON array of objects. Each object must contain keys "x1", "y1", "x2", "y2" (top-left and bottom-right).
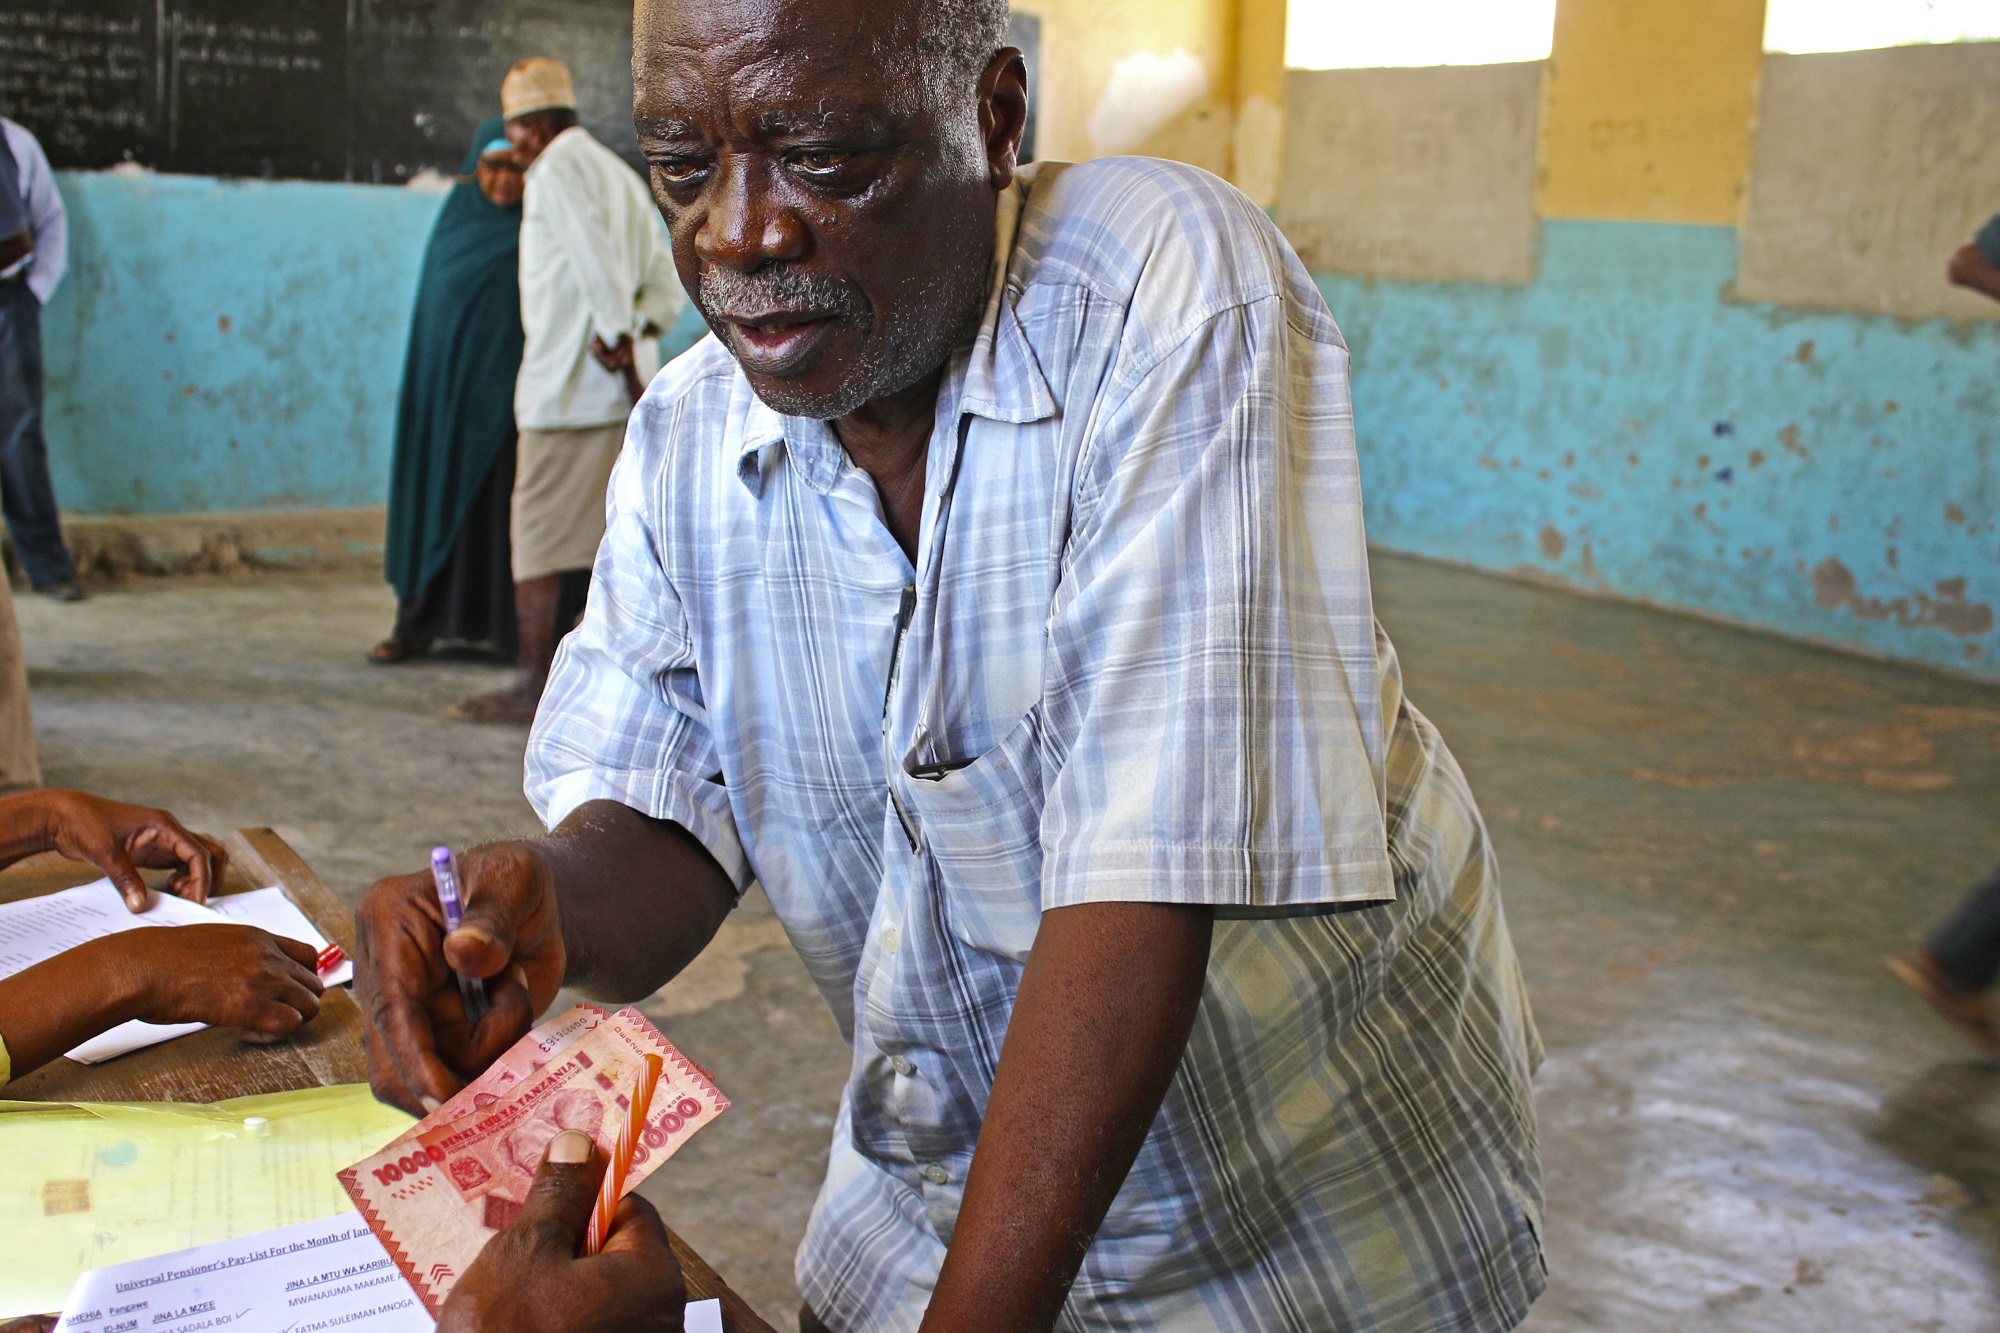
[{"x1": 0, "y1": 1083, "x2": 412, "y2": 1316}]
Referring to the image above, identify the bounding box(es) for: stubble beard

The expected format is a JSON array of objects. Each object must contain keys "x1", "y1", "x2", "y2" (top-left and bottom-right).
[{"x1": 700, "y1": 258, "x2": 990, "y2": 421}]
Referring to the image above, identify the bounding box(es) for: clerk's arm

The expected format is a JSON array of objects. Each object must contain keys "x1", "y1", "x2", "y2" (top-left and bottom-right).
[
  {"x1": 0, "y1": 925, "x2": 322, "y2": 1083},
  {"x1": 920, "y1": 900, "x2": 1214, "y2": 1333}
]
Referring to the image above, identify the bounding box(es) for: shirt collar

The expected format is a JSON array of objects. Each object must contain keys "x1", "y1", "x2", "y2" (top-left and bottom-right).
[{"x1": 734, "y1": 171, "x2": 1056, "y2": 497}]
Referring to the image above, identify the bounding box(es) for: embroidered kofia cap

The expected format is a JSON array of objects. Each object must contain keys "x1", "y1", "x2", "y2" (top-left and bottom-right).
[{"x1": 502, "y1": 57, "x2": 576, "y2": 119}]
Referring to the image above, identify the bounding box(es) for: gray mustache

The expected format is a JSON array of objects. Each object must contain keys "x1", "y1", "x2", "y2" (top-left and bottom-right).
[{"x1": 698, "y1": 265, "x2": 868, "y2": 322}]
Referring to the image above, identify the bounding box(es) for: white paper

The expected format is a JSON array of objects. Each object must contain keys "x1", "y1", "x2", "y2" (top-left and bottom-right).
[
  {"x1": 49, "y1": 1213, "x2": 724, "y2": 1333},
  {"x1": 0, "y1": 879, "x2": 350, "y2": 1064},
  {"x1": 52, "y1": 1212, "x2": 433, "y2": 1332}
]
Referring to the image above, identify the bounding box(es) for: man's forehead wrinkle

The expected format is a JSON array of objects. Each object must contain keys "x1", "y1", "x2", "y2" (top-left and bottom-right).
[
  {"x1": 636, "y1": 115, "x2": 701, "y2": 142},
  {"x1": 749, "y1": 97, "x2": 895, "y2": 135}
]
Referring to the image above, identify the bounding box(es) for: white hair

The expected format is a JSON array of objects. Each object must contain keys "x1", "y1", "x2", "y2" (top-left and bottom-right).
[{"x1": 912, "y1": 0, "x2": 1012, "y2": 92}]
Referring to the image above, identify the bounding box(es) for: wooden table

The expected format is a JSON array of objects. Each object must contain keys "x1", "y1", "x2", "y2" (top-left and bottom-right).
[{"x1": 3, "y1": 829, "x2": 777, "y2": 1332}]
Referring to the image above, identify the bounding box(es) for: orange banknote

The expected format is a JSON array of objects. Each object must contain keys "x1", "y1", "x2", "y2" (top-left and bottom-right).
[{"x1": 339, "y1": 1004, "x2": 727, "y2": 1314}]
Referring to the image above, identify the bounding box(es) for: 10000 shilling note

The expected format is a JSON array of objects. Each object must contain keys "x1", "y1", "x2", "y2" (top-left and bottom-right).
[{"x1": 340, "y1": 1005, "x2": 727, "y2": 1314}]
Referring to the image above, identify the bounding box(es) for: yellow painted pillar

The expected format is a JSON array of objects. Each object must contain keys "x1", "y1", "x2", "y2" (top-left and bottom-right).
[
  {"x1": 1230, "y1": 0, "x2": 1287, "y2": 206},
  {"x1": 1536, "y1": 0, "x2": 1768, "y2": 223}
]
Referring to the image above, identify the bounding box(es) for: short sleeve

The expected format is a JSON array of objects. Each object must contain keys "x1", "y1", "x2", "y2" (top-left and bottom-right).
[
  {"x1": 525, "y1": 416, "x2": 752, "y2": 894},
  {"x1": 1037, "y1": 294, "x2": 1395, "y2": 917}
]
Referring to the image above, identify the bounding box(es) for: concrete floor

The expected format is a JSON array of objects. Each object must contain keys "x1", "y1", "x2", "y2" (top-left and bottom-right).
[{"x1": 19, "y1": 557, "x2": 2000, "y2": 1330}]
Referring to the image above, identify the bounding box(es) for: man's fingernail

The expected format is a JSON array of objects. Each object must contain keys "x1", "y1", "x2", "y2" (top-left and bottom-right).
[
  {"x1": 420, "y1": 1096, "x2": 442, "y2": 1114},
  {"x1": 510, "y1": 964, "x2": 529, "y2": 990},
  {"x1": 550, "y1": 1130, "x2": 592, "y2": 1164},
  {"x1": 450, "y1": 924, "x2": 497, "y2": 948}
]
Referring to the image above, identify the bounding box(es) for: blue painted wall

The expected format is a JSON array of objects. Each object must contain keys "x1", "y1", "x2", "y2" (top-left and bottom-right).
[
  {"x1": 45, "y1": 172, "x2": 439, "y2": 514},
  {"x1": 43, "y1": 171, "x2": 706, "y2": 516},
  {"x1": 1320, "y1": 220, "x2": 2000, "y2": 680}
]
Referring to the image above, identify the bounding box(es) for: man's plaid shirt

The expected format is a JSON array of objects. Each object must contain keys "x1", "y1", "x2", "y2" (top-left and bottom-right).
[{"x1": 527, "y1": 157, "x2": 1545, "y2": 1332}]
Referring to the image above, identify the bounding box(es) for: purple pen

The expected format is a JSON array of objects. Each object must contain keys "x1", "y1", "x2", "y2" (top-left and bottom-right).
[{"x1": 431, "y1": 845, "x2": 489, "y2": 1024}]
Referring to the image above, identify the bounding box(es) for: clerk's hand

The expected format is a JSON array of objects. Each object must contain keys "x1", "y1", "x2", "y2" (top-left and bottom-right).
[
  {"x1": 31, "y1": 789, "x2": 228, "y2": 910},
  {"x1": 0, "y1": 1314, "x2": 56, "y2": 1332},
  {"x1": 355, "y1": 841, "x2": 562, "y2": 1113},
  {"x1": 437, "y1": 1130, "x2": 686, "y2": 1333},
  {"x1": 95, "y1": 923, "x2": 325, "y2": 1041}
]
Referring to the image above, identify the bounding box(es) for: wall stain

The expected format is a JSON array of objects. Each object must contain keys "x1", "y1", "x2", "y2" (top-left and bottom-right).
[
  {"x1": 1794, "y1": 339, "x2": 1814, "y2": 364},
  {"x1": 1540, "y1": 524, "x2": 1567, "y2": 559},
  {"x1": 1946, "y1": 503, "x2": 1967, "y2": 525},
  {"x1": 1747, "y1": 449, "x2": 1765, "y2": 468},
  {"x1": 1779, "y1": 423, "x2": 1808, "y2": 457},
  {"x1": 1811, "y1": 557, "x2": 1996, "y2": 636}
]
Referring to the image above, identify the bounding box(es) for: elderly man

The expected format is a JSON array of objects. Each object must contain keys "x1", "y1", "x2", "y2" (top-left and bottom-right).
[
  {"x1": 454, "y1": 58, "x2": 684, "y2": 723},
  {"x1": 361, "y1": 0, "x2": 1545, "y2": 1329}
]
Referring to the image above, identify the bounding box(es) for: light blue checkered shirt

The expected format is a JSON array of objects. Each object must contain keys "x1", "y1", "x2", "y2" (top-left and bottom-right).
[{"x1": 528, "y1": 158, "x2": 1545, "y2": 1332}]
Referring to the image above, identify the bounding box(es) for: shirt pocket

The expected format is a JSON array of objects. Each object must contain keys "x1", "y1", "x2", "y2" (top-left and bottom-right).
[{"x1": 900, "y1": 708, "x2": 1045, "y2": 962}]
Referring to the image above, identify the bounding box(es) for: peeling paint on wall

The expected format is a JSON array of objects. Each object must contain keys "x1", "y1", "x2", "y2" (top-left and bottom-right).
[
  {"x1": 1087, "y1": 49, "x2": 1210, "y2": 156},
  {"x1": 1317, "y1": 219, "x2": 2000, "y2": 681},
  {"x1": 1811, "y1": 559, "x2": 1996, "y2": 638}
]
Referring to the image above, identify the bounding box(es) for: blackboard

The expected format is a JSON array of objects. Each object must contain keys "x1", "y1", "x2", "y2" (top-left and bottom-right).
[
  {"x1": 0, "y1": 1, "x2": 1042, "y2": 182},
  {"x1": 0, "y1": 0, "x2": 641, "y2": 180}
]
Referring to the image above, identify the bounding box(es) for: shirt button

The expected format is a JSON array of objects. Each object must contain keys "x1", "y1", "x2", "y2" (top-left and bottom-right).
[
  {"x1": 923, "y1": 1164, "x2": 949, "y2": 1185},
  {"x1": 883, "y1": 927, "x2": 900, "y2": 954},
  {"x1": 890, "y1": 1056, "x2": 914, "y2": 1077}
]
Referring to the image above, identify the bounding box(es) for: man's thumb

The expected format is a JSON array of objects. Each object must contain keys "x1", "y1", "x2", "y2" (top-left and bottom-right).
[
  {"x1": 511, "y1": 1131, "x2": 603, "y2": 1249},
  {"x1": 104, "y1": 848, "x2": 149, "y2": 912},
  {"x1": 442, "y1": 888, "x2": 517, "y2": 981}
]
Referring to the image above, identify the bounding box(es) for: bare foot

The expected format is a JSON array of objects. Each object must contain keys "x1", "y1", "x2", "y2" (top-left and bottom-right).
[
  {"x1": 1888, "y1": 952, "x2": 2000, "y2": 1057},
  {"x1": 367, "y1": 635, "x2": 432, "y2": 664},
  {"x1": 449, "y1": 677, "x2": 545, "y2": 724}
]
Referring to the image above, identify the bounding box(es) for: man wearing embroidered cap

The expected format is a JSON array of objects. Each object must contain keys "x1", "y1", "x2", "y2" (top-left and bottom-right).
[{"x1": 454, "y1": 58, "x2": 684, "y2": 723}]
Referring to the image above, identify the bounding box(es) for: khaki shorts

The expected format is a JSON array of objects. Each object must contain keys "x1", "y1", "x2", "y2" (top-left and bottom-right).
[{"x1": 511, "y1": 423, "x2": 624, "y2": 582}]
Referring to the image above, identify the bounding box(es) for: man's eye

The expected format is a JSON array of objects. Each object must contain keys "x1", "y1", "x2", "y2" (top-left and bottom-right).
[
  {"x1": 652, "y1": 159, "x2": 709, "y2": 185},
  {"x1": 792, "y1": 149, "x2": 846, "y2": 174}
]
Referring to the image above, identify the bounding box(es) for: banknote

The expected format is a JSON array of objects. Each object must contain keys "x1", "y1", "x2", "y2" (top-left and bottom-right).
[
  {"x1": 385, "y1": 1001, "x2": 612, "y2": 1148},
  {"x1": 340, "y1": 1004, "x2": 727, "y2": 1314}
]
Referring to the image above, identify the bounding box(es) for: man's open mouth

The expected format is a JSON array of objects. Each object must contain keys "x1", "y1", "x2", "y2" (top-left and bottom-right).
[{"x1": 720, "y1": 312, "x2": 842, "y2": 376}]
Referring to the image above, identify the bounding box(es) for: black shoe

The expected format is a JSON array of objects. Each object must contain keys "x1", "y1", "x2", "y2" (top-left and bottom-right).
[{"x1": 33, "y1": 578, "x2": 86, "y2": 603}]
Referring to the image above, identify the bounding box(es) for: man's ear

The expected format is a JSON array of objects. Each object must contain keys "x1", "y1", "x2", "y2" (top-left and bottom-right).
[{"x1": 978, "y1": 48, "x2": 1029, "y2": 190}]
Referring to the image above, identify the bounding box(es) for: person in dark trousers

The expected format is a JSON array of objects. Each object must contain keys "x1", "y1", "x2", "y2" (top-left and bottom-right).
[
  {"x1": 374, "y1": 120, "x2": 531, "y2": 666},
  {"x1": 0, "y1": 117, "x2": 82, "y2": 603},
  {"x1": 1894, "y1": 229, "x2": 2000, "y2": 1055},
  {"x1": 1891, "y1": 868, "x2": 2000, "y2": 1057}
]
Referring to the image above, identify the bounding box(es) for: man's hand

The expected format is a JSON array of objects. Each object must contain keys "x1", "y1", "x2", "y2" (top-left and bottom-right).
[
  {"x1": 590, "y1": 334, "x2": 646, "y2": 405},
  {"x1": 356, "y1": 803, "x2": 736, "y2": 1113},
  {"x1": 0, "y1": 229, "x2": 32, "y2": 270},
  {"x1": 36, "y1": 790, "x2": 228, "y2": 910},
  {"x1": 355, "y1": 841, "x2": 564, "y2": 1113},
  {"x1": 101, "y1": 923, "x2": 325, "y2": 1042},
  {"x1": 437, "y1": 1130, "x2": 686, "y2": 1333}
]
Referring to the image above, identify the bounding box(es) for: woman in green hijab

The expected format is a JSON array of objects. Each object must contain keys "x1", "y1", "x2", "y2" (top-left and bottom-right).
[{"x1": 372, "y1": 118, "x2": 527, "y2": 664}]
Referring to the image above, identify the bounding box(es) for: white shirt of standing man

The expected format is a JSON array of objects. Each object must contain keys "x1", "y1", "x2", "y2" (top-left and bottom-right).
[
  {"x1": 0, "y1": 118, "x2": 66, "y2": 303},
  {"x1": 515, "y1": 118, "x2": 684, "y2": 431}
]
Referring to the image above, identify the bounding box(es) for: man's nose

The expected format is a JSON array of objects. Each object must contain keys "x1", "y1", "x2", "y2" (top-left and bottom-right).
[{"x1": 695, "y1": 158, "x2": 808, "y2": 271}]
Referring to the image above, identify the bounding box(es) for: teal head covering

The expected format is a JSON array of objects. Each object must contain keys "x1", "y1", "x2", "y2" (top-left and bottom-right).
[{"x1": 384, "y1": 117, "x2": 526, "y2": 603}]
